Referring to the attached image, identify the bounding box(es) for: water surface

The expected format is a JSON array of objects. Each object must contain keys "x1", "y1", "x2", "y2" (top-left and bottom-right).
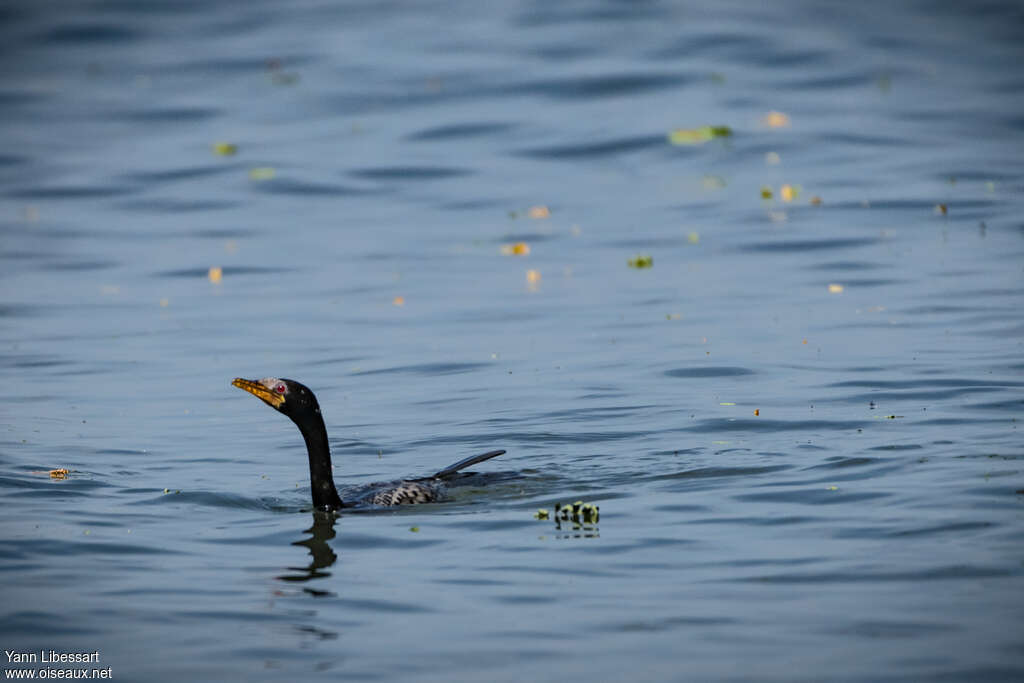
[{"x1": 2, "y1": 1, "x2": 1023, "y2": 681}]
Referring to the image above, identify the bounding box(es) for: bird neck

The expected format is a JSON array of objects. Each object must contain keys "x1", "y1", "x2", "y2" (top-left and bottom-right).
[{"x1": 297, "y1": 408, "x2": 343, "y2": 512}]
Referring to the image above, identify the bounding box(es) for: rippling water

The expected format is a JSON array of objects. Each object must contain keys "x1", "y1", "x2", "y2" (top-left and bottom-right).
[{"x1": 2, "y1": 1, "x2": 1023, "y2": 681}]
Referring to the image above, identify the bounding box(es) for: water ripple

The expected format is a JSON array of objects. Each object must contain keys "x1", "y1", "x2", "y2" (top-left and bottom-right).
[
  {"x1": 514, "y1": 133, "x2": 664, "y2": 159},
  {"x1": 350, "y1": 166, "x2": 472, "y2": 181},
  {"x1": 406, "y1": 122, "x2": 515, "y2": 141},
  {"x1": 735, "y1": 237, "x2": 880, "y2": 254},
  {"x1": 351, "y1": 362, "x2": 488, "y2": 377},
  {"x1": 665, "y1": 366, "x2": 754, "y2": 378}
]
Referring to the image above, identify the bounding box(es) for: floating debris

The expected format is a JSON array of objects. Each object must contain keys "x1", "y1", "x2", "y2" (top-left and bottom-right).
[
  {"x1": 702, "y1": 175, "x2": 727, "y2": 190},
  {"x1": 553, "y1": 501, "x2": 600, "y2": 524},
  {"x1": 526, "y1": 269, "x2": 541, "y2": 285},
  {"x1": 761, "y1": 111, "x2": 791, "y2": 128},
  {"x1": 266, "y1": 59, "x2": 300, "y2": 85},
  {"x1": 49, "y1": 468, "x2": 69, "y2": 479},
  {"x1": 212, "y1": 142, "x2": 237, "y2": 156},
  {"x1": 527, "y1": 205, "x2": 550, "y2": 219},
  {"x1": 687, "y1": 231, "x2": 700, "y2": 244},
  {"x1": 501, "y1": 242, "x2": 531, "y2": 256},
  {"x1": 668, "y1": 125, "x2": 732, "y2": 145},
  {"x1": 248, "y1": 167, "x2": 276, "y2": 181},
  {"x1": 409, "y1": 526, "x2": 420, "y2": 533},
  {"x1": 754, "y1": 409, "x2": 760, "y2": 416},
  {"x1": 780, "y1": 184, "x2": 800, "y2": 202},
  {"x1": 760, "y1": 186, "x2": 773, "y2": 199},
  {"x1": 828, "y1": 283, "x2": 844, "y2": 294},
  {"x1": 392, "y1": 296, "x2": 405, "y2": 306},
  {"x1": 809, "y1": 195, "x2": 823, "y2": 206},
  {"x1": 627, "y1": 254, "x2": 653, "y2": 269},
  {"x1": 534, "y1": 508, "x2": 549, "y2": 520},
  {"x1": 934, "y1": 203, "x2": 948, "y2": 216},
  {"x1": 208, "y1": 266, "x2": 223, "y2": 284}
]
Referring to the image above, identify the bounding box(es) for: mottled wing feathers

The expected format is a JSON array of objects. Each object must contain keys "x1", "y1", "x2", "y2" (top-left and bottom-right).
[
  {"x1": 354, "y1": 449, "x2": 507, "y2": 506},
  {"x1": 366, "y1": 482, "x2": 441, "y2": 506}
]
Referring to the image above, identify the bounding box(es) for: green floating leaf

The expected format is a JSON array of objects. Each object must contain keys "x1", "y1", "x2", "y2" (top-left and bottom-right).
[
  {"x1": 668, "y1": 125, "x2": 732, "y2": 146},
  {"x1": 212, "y1": 142, "x2": 237, "y2": 156},
  {"x1": 248, "y1": 167, "x2": 276, "y2": 181},
  {"x1": 628, "y1": 254, "x2": 654, "y2": 269}
]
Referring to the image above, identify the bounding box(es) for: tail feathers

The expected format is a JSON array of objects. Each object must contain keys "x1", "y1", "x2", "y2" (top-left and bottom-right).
[{"x1": 429, "y1": 449, "x2": 506, "y2": 479}]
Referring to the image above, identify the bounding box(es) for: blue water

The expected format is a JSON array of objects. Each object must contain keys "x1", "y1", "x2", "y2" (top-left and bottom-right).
[{"x1": 2, "y1": 1, "x2": 1023, "y2": 681}]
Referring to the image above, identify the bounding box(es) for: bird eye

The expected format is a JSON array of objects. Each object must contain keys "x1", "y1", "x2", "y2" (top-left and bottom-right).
[{"x1": 275, "y1": 383, "x2": 286, "y2": 394}]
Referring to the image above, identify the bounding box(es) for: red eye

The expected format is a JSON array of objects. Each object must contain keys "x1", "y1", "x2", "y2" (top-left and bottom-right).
[{"x1": 275, "y1": 383, "x2": 286, "y2": 394}]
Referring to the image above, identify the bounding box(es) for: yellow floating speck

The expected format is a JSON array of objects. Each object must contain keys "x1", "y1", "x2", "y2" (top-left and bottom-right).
[
  {"x1": 668, "y1": 125, "x2": 732, "y2": 145},
  {"x1": 687, "y1": 231, "x2": 700, "y2": 244},
  {"x1": 526, "y1": 269, "x2": 541, "y2": 284},
  {"x1": 780, "y1": 184, "x2": 799, "y2": 202},
  {"x1": 720, "y1": 402, "x2": 736, "y2": 406},
  {"x1": 248, "y1": 167, "x2": 276, "y2": 181},
  {"x1": 762, "y1": 111, "x2": 790, "y2": 128},
  {"x1": 212, "y1": 142, "x2": 237, "y2": 156},
  {"x1": 392, "y1": 296, "x2": 405, "y2": 306},
  {"x1": 754, "y1": 409, "x2": 760, "y2": 416},
  {"x1": 826, "y1": 485, "x2": 839, "y2": 491},
  {"x1": 627, "y1": 254, "x2": 653, "y2": 269},
  {"x1": 828, "y1": 283, "x2": 844, "y2": 294},
  {"x1": 501, "y1": 242, "x2": 531, "y2": 256},
  {"x1": 527, "y1": 205, "x2": 550, "y2": 219},
  {"x1": 208, "y1": 266, "x2": 223, "y2": 284}
]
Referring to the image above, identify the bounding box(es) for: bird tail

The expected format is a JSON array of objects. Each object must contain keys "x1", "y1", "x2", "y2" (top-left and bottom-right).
[{"x1": 429, "y1": 449, "x2": 506, "y2": 479}]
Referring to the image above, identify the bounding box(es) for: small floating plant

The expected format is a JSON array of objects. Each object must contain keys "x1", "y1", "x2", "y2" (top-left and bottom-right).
[{"x1": 535, "y1": 500, "x2": 600, "y2": 524}]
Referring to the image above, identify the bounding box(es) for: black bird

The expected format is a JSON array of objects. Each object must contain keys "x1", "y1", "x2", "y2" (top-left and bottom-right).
[{"x1": 232, "y1": 377, "x2": 505, "y2": 512}]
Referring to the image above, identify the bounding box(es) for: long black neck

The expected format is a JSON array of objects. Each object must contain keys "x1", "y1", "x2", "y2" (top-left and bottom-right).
[{"x1": 295, "y1": 407, "x2": 343, "y2": 512}]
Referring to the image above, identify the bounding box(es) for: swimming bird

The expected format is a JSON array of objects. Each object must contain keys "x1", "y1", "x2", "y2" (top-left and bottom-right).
[{"x1": 232, "y1": 377, "x2": 505, "y2": 512}]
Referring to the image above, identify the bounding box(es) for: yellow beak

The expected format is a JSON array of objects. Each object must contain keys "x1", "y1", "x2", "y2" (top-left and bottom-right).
[{"x1": 232, "y1": 377, "x2": 285, "y2": 409}]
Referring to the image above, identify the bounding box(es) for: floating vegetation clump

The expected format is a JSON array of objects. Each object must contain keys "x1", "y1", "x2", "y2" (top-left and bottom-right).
[
  {"x1": 501, "y1": 242, "x2": 531, "y2": 256},
  {"x1": 248, "y1": 167, "x2": 276, "y2": 181},
  {"x1": 554, "y1": 500, "x2": 600, "y2": 524},
  {"x1": 668, "y1": 126, "x2": 732, "y2": 145},
  {"x1": 628, "y1": 254, "x2": 653, "y2": 269}
]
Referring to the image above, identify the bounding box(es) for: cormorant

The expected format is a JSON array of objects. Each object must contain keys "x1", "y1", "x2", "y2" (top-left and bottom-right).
[{"x1": 232, "y1": 377, "x2": 505, "y2": 512}]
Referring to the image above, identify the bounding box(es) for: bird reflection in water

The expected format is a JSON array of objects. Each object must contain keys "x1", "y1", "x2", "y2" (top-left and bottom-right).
[{"x1": 276, "y1": 515, "x2": 339, "y2": 595}]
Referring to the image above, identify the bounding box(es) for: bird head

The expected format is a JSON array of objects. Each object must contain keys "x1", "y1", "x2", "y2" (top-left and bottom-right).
[{"x1": 231, "y1": 377, "x2": 321, "y2": 423}]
